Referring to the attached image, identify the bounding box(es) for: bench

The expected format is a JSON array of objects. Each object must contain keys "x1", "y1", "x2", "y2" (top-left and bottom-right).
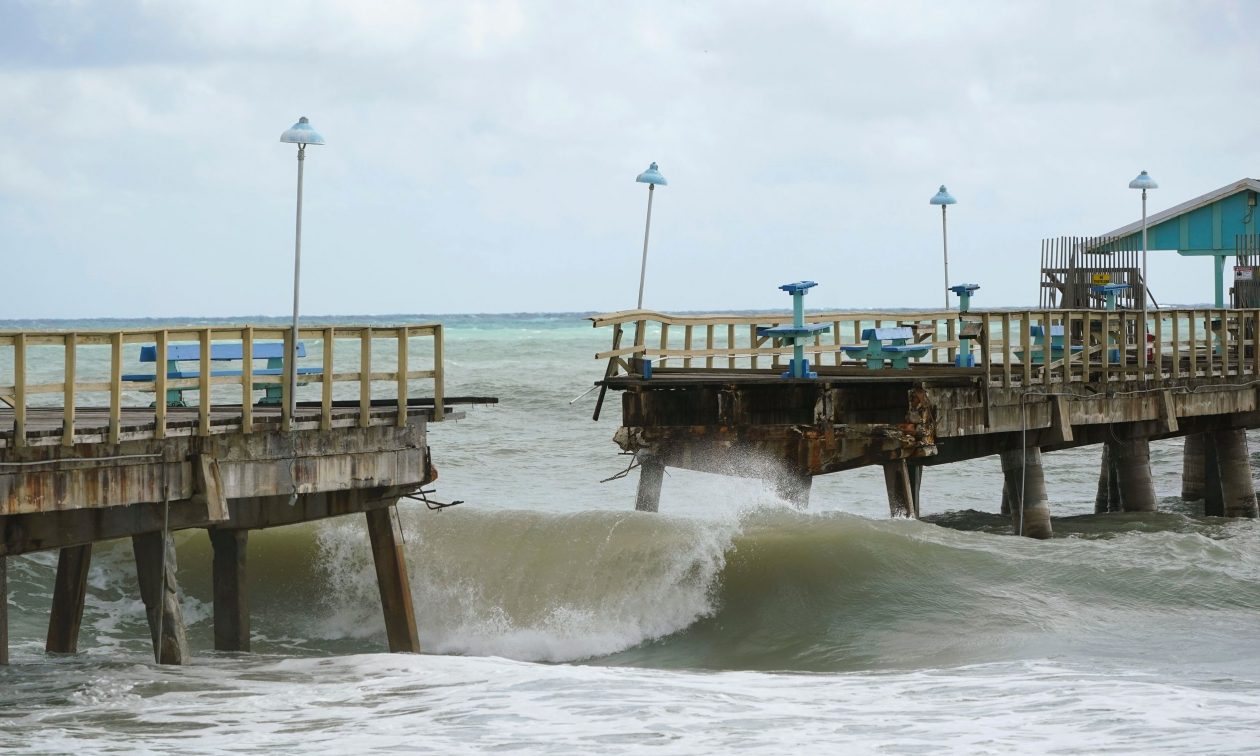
[
  {"x1": 839, "y1": 327, "x2": 932, "y2": 370},
  {"x1": 122, "y1": 342, "x2": 320, "y2": 407}
]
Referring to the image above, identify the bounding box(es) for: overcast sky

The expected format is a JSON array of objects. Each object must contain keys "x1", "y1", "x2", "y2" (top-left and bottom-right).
[{"x1": 2, "y1": 0, "x2": 1257, "y2": 318}]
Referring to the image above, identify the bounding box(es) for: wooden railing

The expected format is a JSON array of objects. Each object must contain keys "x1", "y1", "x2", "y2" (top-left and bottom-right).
[
  {"x1": 0, "y1": 324, "x2": 444, "y2": 447},
  {"x1": 592, "y1": 308, "x2": 1260, "y2": 387}
]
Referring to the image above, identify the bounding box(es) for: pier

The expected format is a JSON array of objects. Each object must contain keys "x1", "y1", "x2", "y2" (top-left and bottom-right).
[
  {"x1": 592, "y1": 303, "x2": 1260, "y2": 535},
  {"x1": 0, "y1": 324, "x2": 492, "y2": 664}
]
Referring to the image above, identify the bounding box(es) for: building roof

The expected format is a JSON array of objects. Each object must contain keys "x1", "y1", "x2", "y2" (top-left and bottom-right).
[{"x1": 1102, "y1": 177, "x2": 1260, "y2": 238}]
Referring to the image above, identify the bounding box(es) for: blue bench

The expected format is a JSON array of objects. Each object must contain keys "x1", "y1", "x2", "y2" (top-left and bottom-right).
[
  {"x1": 122, "y1": 342, "x2": 319, "y2": 407},
  {"x1": 1017, "y1": 325, "x2": 1083, "y2": 364},
  {"x1": 839, "y1": 327, "x2": 932, "y2": 370}
]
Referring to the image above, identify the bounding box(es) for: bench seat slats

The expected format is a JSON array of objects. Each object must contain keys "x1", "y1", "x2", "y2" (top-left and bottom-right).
[{"x1": 138, "y1": 342, "x2": 307, "y2": 363}]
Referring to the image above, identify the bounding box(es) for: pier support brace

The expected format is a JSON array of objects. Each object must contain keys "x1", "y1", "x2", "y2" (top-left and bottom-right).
[
  {"x1": 883, "y1": 460, "x2": 919, "y2": 518},
  {"x1": 1182, "y1": 433, "x2": 1206, "y2": 502},
  {"x1": 209, "y1": 528, "x2": 250, "y2": 652},
  {"x1": 635, "y1": 453, "x2": 665, "y2": 513},
  {"x1": 999, "y1": 447, "x2": 1052, "y2": 539},
  {"x1": 132, "y1": 531, "x2": 189, "y2": 665},
  {"x1": 365, "y1": 505, "x2": 420, "y2": 653},
  {"x1": 46, "y1": 544, "x2": 92, "y2": 654},
  {"x1": 1211, "y1": 429, "x2": 1258, "y2": 518},
  {"x1": 1113, "y1": 438, "x2": 1157, "y2": 513}
]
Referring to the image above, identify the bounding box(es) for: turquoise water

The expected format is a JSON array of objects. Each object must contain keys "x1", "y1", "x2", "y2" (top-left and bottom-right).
[{"x1": 2, "y1": 313, "x2": 1259, "y2": 754}]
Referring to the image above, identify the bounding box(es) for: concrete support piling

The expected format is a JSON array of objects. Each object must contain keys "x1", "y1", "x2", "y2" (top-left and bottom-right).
[
  {"x1": 364, "y1": 505, "x2": 421, "y2": 653},
  {"x1": 999, "y1": 447, "x2": 1053, "y2": 539},
  {"x1": 1113, "y1": 437, "x2": 1158, "y2": 513},
  {"x1": 209, "y1": 528, "x2": 251, "y2": 652},
  {"x1": 883, "y1": 460, "x2": 919, "y2": 518},
  {"x1": 46, "y1": 544, "x2": 92, "y2": 654},
  {"x1": 132, "y1": 531, "x2": 189, "y2": 665},
  {"x1": 1182, "y1": 433, "x2": 1206, "y2": 501},
  {"x1": 635, "y1": 453, "x2": 665, "y2": 513},
  {"x1": 1095, "y1": 443, "x2": 1122, "y2": 513},
  {"x1": 1211, "y1": 429, "x2": 1258, "y2": 518}
]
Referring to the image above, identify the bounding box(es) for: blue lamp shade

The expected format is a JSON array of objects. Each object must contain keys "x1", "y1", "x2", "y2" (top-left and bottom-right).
[
  {"x1": 1128, "y1": 170, "x2": 1158, "y2": 190},
  {"x1": 280, "y1": 116, "x2": 325, "y2": 146},
  {"x1": 929, "y1": 185, "x2": 956, "y2": 205},
  {"x1": 636, "y1": 162, "x2": 667, "y2": 186}
]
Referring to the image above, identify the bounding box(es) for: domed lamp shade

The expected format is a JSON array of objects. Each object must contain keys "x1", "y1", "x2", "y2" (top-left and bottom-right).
[
  {"x1": 636, "y1": 162, "x2": 667, "y2": 186},
  {"x1": 929, "y1": 185, "x2": 956, "y2": 205},
  {"x1": 280, "y1": 116, "x2": 325, "y2": 146},
  {"x1": 1128, "y1": 170, "x2": 1158, "y2": 190}
]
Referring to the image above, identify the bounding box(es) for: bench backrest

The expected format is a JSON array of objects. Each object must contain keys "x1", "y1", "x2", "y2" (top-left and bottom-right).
[
  {"x1": 861, "y1": 327, "x2": 915, "y2": 342},
  {"x1": 139, "y1": 341, "x2": 307, "y2": 363},
  {"x1": 1028, "y1": 325, "x2": 1065, "y2": 338}
]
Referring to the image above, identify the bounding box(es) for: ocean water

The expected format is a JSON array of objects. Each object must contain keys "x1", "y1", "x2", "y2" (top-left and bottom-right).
[{"x1": 3, "y1": 313, "x2": 1260, "y2": 754}]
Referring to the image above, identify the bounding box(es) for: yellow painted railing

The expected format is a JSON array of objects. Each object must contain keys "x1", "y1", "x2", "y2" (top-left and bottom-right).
[
  {"x1": 592, "y1": 308, "x2": 1260, "y2": 387},
  {"x1": 0, "y1": 324, "x2": 445, "y2": 447}
]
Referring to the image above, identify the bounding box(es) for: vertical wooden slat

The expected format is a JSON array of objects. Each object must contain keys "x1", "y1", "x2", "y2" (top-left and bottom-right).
[
  {"x1": 682, "y1": 325, "x2": 693, "y2": 369},
  {"x1": 727, "y1": 324, "x2": 736, "y2": 369},
  {"x1": 657, "y1": 323, "x2": 669, "y2": 368},
  {"x1": 360, "y1": 327, "x2": 373, "y2": 428},
  {"x1": 705, "y1": 325, "x2": 715, "y2": 369},
  {"x1": 947, "y1": 317, "x2": 957, "y2": 365},
  {"x1": 1041, "y1": 310, "x2": 1052, "y2": 385},
  {"x1": 62, "y1": 333, "x2": 76, "y2": 447},
  {"x1": 198, "y1": 328, "x2": 211, "y2": 436},
  {"x1": 1188, "y1": 309, "x2": 1198, "y2": 378},
  {"x1": 981, "y1": 312, "x2": 993, "y2": 384},
  {"x1": 241, "y1": 327, "x2": 254, "y2": 434},
  {"x1": 321, "y1": 327, "x2": 334, "y2": 431},
  {"x1": 281, "y1": 328, "x2": 293, "y2": 433},
  {"x1": 1119, "y1": 312, "x2": 1131, "y2": 381},
  {"x1": 109, "y1": 332, "x2": 122, "y2": 445},
  {"x1": 832, "y1": 320, "x2": 842, "y2": 367},
  {"x1": 155, "y1": 330, "x2": 168, "y2": 439},
  {"x1": 432, "y1": 324, "x2": 445, "y2": 422},
  {"x1": 14, "y1": 333, "x2": 27, "y2": 447},
  {"x1": 1153, "y1": 311, "x2": 1163, "y2": 381},
  {"x1": 1171, "y1": 310, "x2": 1181, "y2": 380},
  {"x1": 1002, "y1": 312, "x2": 1012, "y2": 388},
  {"x1": 396, "y1": 328, "x2": 409, "y2": 427},
  {"x1": 749, "y1": 324, "x2": 759, "y2": 370},
  {"x1": 1020, "y1": 313, "x2": 1032, "y2": 387}
]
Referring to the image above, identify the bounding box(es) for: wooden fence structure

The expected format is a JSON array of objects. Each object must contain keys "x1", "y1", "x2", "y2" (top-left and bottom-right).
[
  {"x1": 0, "y1": 324, "x2": 445, "y2": 447},
  {"x1": 593, "y1": 308, "x2": 1260, "y2": 389}
]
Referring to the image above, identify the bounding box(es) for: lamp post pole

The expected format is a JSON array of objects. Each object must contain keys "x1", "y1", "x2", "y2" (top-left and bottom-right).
[
  {"x1": 1129, "y1": 170, "x2": 1158, "y2": 370},
  {"x1": 279, "y1": 116, "x2": 325, "y2": 422},
  {"x1": 930, "y1": 185, "x2": 957, "y2": 309},
  {"x1": 634, "y1": 162, "x2": 667, "y2": 309}
]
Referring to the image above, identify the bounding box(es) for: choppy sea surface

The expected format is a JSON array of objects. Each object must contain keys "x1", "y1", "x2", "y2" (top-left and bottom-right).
[{"x1": 2, "y1": 313, "x2": 1260, "y2": 754}]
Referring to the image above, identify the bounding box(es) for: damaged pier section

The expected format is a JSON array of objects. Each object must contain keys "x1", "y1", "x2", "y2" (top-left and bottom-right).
[
  {"x1": 593, "y1": 305, "x2": 1260, "y2": 537},
  {"x1": 0, "y1": 324, "x2": 493, "y2": 664}
]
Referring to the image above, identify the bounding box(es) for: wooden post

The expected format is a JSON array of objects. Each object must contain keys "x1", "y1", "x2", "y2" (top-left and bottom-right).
[
  {"x1": 14, "y1": 333, "x2": 26, "y2": 447},
  {"x1": 241, "y1": 326, "x2": 254, "y2": 433},
  {"x1": 1211, "y1": 429, "x2": 1258, "y2": 518},
  {"x1": 109, "y1": 332, "x2": 122, "y2": 446},
  {"x1": 773, "y1": 466, "x2": 812, "y2": 509},
  {"x1": 635, "y1": 453, "x2": 665, "y2": 513},
  {"x1": 359, "y1": 328, "x2": 373, "y2": 429},
  {"x1": 46, "y1": 544, "x2": 92, "y2": 654},
  {"x1": 132, "y1": 531, "x2": 189, "y2": 665},
  {"x1": 1181, "y1": 433, "x2": 1206, "y2": 501},
  {"x1": 63, "y1": 332, "x2": 76, "y2": 447},
  {"x1": 364, "y1": 505, "x2": 420, "y2": 653},
  {"x1": 1113, "y1": 437, "x2": 1157, "y2": 513},
  {"x1": 999, "y1": 447, "x2": 1053, "y2": 539},
  {"x1": 883, "y1": 460, "x2": 917, "y2": 518},
  {"x1": 208, "y1": 528, "x2": 251, "y2": 652}
]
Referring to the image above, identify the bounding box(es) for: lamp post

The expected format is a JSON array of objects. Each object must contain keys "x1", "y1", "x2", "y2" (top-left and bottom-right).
[
  {"x1": 634, "y1": 162, "x2": 667, "y2": 310},
  {"x1": 930, "y1": 185, "x2": 957, "y2": 309},
  {"x1": 279, "y1": 116, "x2": 325, "y2": 420},
  {"x1": 1128, "y1": 170, "x2": 1158, "y2": 318}
]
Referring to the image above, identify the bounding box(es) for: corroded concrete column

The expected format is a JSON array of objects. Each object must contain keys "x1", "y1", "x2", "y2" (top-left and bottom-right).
[
  {"x1": 47, "y1": 544, "x2": 92, "y2": 654},
  {"x1": 635, "y1": 453, "x2": 665, "y2": 513},
  {"x1": 1095, "y1": 443, "x2": 1122, "y2": 513},
  {"x1": 1113, "y1": 438, "x2": 1157, "y2": 513},
  {"x1": 999, "y1": 448, "x2": 1052, "y2": 539},
  {"x1": 1212, "y1": 429, "x2": 1258, "y2": 518},
  {"x1": 883, "y1": 460, "x2": 917, "y2": 518},
  {"x1": 209, "y1": 528, "x2": 250, "y2": 652},
  {"x1": 1181, "y1": 433, "x2": 1206, "y2": 501}
]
